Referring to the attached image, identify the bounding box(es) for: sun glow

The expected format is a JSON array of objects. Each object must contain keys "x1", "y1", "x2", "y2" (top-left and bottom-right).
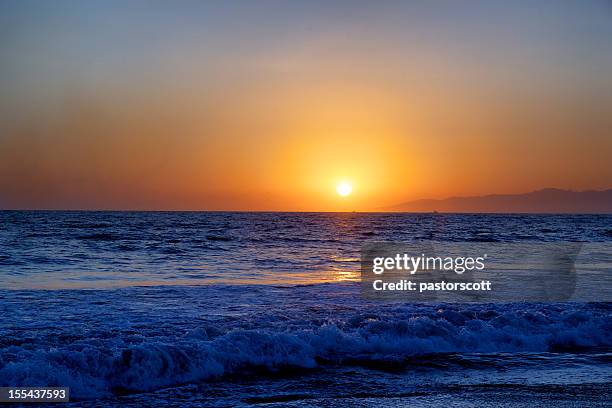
[{"x1": 336, "y1": 182, "x2": 352, "y2": 197}]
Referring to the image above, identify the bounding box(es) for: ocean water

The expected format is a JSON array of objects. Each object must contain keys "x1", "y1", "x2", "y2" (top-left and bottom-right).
[{"x1": 0, "y1": 212, "x2": 610, "y2": 406}]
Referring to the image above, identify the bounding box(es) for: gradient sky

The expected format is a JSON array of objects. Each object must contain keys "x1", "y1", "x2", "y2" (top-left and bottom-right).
[{"x1": 1, "y1": 0, "x2": 611, "y2": 210}]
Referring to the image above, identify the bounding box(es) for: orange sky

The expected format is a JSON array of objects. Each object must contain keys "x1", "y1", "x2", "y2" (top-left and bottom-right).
[{"x1": 1, "y1": 2, "x2": 611, "y2": 210}]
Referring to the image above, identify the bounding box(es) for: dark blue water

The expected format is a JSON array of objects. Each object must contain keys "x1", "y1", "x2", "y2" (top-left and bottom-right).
[
  {"x1": 0, "y1": 212, "x2": 610, "y2": 406},
  {"x1": 2, "y1": 212, "x2": 610, "y2": 288}
]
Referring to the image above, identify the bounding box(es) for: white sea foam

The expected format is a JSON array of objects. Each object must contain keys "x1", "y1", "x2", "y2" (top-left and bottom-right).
[{"x1": 0, "y1": 284, "x2": 609, "y2": 399}]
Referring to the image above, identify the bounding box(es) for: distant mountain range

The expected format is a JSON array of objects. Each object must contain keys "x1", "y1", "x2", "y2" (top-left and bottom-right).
[{"x1": 384, "y1": 188, "x2": 612, "y2": 213}]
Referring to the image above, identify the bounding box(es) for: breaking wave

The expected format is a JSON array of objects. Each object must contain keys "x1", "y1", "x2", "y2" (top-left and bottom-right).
[{"x1": 0, "y1": 285, "x2": 609, "y2": 399}]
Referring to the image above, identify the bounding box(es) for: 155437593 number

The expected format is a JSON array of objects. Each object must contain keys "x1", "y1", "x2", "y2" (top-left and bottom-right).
[{"x1": 0, "y1": 387, "x2": 69, "y2": 402}]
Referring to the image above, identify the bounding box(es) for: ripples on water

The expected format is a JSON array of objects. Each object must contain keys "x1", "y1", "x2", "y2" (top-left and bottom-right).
[
  {"x1": 1, "y1": 212, "x2": 610, "y2": 288},
  {"x1": 0, "y1": 212, "x2": 610, "y2": 405}
]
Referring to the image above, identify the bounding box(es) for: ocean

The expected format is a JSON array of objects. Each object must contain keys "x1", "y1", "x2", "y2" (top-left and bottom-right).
[{"x1": 0, "y1": 212, "x2": 610, "y2": 406}]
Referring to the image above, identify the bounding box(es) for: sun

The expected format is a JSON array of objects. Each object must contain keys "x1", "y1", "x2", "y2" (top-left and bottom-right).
[{"x1": 336, "y1": 182, "x2": 352, "y2": 197}]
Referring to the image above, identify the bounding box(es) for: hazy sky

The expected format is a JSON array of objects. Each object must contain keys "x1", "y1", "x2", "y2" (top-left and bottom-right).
[{"x1": 1, "y1": 1, "x2": 611, "y2": 210}]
